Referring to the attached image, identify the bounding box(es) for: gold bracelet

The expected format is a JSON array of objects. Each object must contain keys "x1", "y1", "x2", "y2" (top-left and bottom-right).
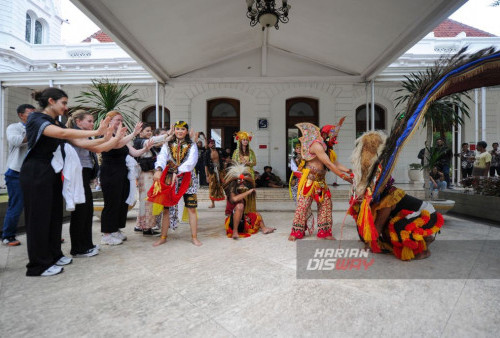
[{"x1": 160, "y1": 236, "x2": 167, "y2": 240}]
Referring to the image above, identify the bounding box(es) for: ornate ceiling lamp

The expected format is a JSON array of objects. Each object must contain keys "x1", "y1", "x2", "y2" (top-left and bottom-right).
[{"x1": 246, "y1": 0, "x2": 291, "y2": 30}]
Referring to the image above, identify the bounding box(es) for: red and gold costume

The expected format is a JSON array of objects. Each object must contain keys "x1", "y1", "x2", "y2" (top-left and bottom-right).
[
  {"x1": 349, "y1": 131, "x2": 444, "y2": 261},
  {"x1": 290, "y1": 122, "x2": 342, "y2": 239},
  {"x1": 223, "y1": 164, "x2": 263, "y2": 238}
]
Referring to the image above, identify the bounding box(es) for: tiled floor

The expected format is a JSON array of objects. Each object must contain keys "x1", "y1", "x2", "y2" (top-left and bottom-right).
[{"x1": 0, "y1": 198, "x2": 499, "y2": 337}]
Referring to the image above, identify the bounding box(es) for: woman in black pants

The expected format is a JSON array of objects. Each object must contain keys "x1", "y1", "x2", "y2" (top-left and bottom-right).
[
  {"x1": 21, "y1": 88, "x2": 116, "y2": 276},
  {"x1": 66, "y1": 110, "x2": 123, "y2": 257},
  {"x1": 100, "y1": 111, "x2": 153, "y2": 246}
]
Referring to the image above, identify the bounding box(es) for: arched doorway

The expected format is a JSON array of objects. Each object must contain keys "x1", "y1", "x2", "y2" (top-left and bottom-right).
[
  {"x1": 355, "y1": 104, "x2": 386, "y2": 138},
  {"x1": 141, "y1": 105, "x2": 170, "y2": 128},
  {"x1": 207, "y1": 98, "x2": 240, "y2": 152},
  {"x1": 286, "y1": 97, "x2": 319, "y2": 178}
]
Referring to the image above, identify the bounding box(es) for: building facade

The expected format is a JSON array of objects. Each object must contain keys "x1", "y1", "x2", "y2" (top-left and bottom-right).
[{"x1": 1, "y1": 0, "x2": 499, "y2": 186}]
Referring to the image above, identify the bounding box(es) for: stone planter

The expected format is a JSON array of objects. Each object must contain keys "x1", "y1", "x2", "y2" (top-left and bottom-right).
[
  {"x1": 408, "y1": 169, "x2": 423, "y2": 183},
  {"x1": 429, "y1": 199, "x2": 455, "y2": 214},
  {"x1": 439, "y1": 190, "x2": 500, "y2": 222}
]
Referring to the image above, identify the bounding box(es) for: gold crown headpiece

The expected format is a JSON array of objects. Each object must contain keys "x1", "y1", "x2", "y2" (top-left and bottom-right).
[
  {"x1": 235, "y1": 131, "x2": 252, "y2": 142},
  {"x1": 174, "y1": 120, "x2": 189, "y2": 130}
]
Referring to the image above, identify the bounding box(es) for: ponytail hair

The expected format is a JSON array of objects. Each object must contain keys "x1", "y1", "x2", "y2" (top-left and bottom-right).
[
  {"x1": 31, "y1": 87, "x2": 68, "y2": 110},
  {"x1": 66, "y1": 109, "x2": 92, "y2": 128}
]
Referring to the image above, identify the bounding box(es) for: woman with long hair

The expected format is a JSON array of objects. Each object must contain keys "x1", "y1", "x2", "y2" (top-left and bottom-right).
[
  {"x1": 231, "y1": 131, "x2": 256, "y2": 179},
  {"x1": 99, "y1": 111, "x2": 154, "y2": 246},
  {"x1": 133, "y1": 123, "x2": 169, "y2": 235},
  {"x1": 20, "y1": 88, "x2": 119, "y2": 276},
  {"x1": 66, "y1": 110, "x2": 122, "y2": 257}
]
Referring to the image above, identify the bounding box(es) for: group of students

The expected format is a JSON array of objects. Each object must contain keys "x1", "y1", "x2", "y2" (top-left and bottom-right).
[{"x1": 2, "y1": 87, "x2": 448, "y2": 277}]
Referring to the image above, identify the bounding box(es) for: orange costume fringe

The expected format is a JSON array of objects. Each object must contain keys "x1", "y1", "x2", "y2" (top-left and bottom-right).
[{"x1": 224, "y1": 212, "x2": 263, "y2": 238}]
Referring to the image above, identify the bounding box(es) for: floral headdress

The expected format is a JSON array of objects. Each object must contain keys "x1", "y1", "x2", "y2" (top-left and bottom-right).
[{"x1": 235, "y1": 131, "x2": 252, "y2": 142}]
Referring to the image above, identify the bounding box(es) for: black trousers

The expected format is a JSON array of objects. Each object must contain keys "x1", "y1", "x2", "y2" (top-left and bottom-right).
[
  {"x1": 100, "y1": 163, "x2": 130, "y2": 233},
  {"x1": 20, "y1": 159, "x2": 64, "y2": 276},
  {"x1": 69, "y1": 168, "x2": 95, "y2": 255}
]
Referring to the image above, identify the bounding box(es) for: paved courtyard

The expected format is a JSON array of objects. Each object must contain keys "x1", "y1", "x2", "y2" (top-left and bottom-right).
[{"x1": 1, "y1": 196, "x2": 499, "y2": 337}]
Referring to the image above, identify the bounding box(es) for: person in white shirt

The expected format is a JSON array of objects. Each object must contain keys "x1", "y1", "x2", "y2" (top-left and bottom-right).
[
  {"x1": 152, "y1": 121, "x2": 202, "y2": 247},
  {"x1": 2, "y1": 104, "x2": 35, "y2": 246}
]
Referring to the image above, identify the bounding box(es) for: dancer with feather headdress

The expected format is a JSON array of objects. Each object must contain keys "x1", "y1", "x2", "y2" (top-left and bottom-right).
[
  {"x1": 223, "y1": 164, "x2": 276, "y2": 239},
  {"x1": 349, "y1": 46, "x2": 500, "y2": 260}
]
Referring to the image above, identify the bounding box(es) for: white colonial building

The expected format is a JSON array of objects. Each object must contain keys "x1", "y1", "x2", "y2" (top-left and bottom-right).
[{"x1": 1, "y1": 0, "x2": 499, "y2": 186}]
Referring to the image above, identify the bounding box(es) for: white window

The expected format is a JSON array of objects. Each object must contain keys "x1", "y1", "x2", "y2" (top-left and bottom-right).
[{"x1": 25, "y1": 13, "x2": 32, "y2": 42}]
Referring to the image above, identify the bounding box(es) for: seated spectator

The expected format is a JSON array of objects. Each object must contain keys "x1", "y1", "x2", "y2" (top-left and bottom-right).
[
  {"x1": 429, "y1": 166, "x2": 447, "y2": 192},
  {"x1": 259, "y1": 166, "x2": 284, "y2": 188}
]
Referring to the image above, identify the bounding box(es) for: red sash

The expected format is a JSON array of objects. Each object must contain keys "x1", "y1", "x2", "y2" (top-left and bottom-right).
[{"x1": 147, "y1": 165, "x2": 192, "y2": 207}]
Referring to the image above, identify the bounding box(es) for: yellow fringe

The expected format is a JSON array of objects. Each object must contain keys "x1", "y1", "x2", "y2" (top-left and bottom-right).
[
  {"x1": 328, "y1": 149, "x2": 337, "y2": 163},
  {"x1": 289, "y1": 173, "x2": 295, "y2": 199},
  {"x1": 297, "y1": 168, "x2": 310, "y2": 197},
  {"x1": 401, "y1": 247, "x2": 415, "y2": 261},
  {"x1": 152, "y1": 203, "x2": 164, "y2": 216}
]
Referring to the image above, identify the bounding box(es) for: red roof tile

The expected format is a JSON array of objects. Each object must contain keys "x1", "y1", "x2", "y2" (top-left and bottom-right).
[
  {"x1": 433, "y1": 19, "x2": 496, "y2": 37},
  {"x1": 82, "y1": 30, "x2": 114, "y2": 43},
  {"x1": 82, "y1": 19, "x2": 495, "y2": 44}
]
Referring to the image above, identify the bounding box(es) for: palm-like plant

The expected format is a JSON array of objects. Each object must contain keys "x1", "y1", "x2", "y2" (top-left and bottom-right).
[
  {"x1": 73, "y1": 78, "x2": 144, "y2": 131},
  {"x1": 394, "y1": 50, "x2": 473, "y2": 197}
]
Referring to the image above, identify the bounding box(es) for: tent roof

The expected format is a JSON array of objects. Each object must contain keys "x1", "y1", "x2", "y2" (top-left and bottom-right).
[{"x1": 71, "y1": 0, "x2": 467, "y2": 83}]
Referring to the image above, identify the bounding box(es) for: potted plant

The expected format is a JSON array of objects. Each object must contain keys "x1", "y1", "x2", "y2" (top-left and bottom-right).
[{"x1": 408, "y1": 163, "x2": 423, "y2": 183}]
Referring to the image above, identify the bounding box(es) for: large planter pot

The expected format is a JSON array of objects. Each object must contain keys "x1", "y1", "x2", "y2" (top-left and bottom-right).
[
  {"x1": 408, "y1": 169, "x2": 423, "y2": 183},
  {"x1": 429, "y1": 199, "x2": 455, "y2": 214}
]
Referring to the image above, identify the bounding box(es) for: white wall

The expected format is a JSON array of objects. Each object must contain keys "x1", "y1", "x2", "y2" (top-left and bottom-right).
[{"x1": 2, "y1": 82, "x2": 499, "y2": 187}]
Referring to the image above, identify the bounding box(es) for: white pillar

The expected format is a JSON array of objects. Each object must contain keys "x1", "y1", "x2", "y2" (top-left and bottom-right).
[
  {"x1": 261, "y1": 28, "x2": 268, "y2": 77},
  {"x1": 451, "y1": 122, "x2": 455, "y2": 185},
  {"x1": 365, "y1": 82, "x2": 369, "y2": 132},
  {"x1": 155, "y1": 81, "x2": 159, "y2": 129},
  {"x1": 457, "y1": 107, "x2": 462, "y2": 184},
  {"x1": 371, "y1": 80, "x2": 375, "y2": 131},
  {"x1": 474, "y1": 89, "x2": 478, "y2": 147},
  {"x1": 162, "y1": 85, "x2": 166, "y2": 128},
  {"x1": 481, "y1": 87, "x2": 486, "y2": 143}
]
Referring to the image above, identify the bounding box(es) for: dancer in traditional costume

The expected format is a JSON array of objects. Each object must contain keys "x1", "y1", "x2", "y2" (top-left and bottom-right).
[
  {"x1": 289, "y1": 118, "x2": 353, "y2": 241},
  {"x1": 150, "y1": 121, "x2": 202, "y2": 246},
  {"x1": 204, "y1": 139, "x2": 225, "y2": 208},
  {"x1": 223, "y1": 164, "x2": 275, "y2": 239},
  {"x1": 232, "y1": 131, "x2": 256, "y2": 179},
  {"x1": 349, "y1": 131, "x2": 444, "y2": 260}
]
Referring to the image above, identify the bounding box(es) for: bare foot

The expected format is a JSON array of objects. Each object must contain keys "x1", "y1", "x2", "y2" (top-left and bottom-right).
[
  {"x1": 424, "y1": 236, "x2": 435, "y2": 246},
  {"x1": 319, "y1": 236, "x2": 336, "y2": 240},
  {"x1": 414, "y1": 250, "x2": 431, "y2": 260},
  {"x1": 262, "y1": 227, "x2": 276, "y2": 234},
  {"x1": 232, "y1": 232, "x2": 239, "y2": 240},
  {"x1": 191, "y1": 237, "x2": 202, "y2": 246},
  {"x1": 208, "y1": 204, "x2": 215, "y2": 209},
  {"x1": 153, "y1": 237, "x2": 167, "y2": 247},
  {"x1": 288, "y1": 235, "x2": 297, "y2": 241}
]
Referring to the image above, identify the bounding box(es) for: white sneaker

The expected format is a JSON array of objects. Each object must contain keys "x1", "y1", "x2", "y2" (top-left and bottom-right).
[
  {"x1": 112, "y1": 230, "x2": 127, "y2": 241},
  {"x1": 73, "y1": 247, "x2": 99, "y2": 258},
  {"x1": 41, "y1": 265, "x2": 63, "y2": 276},
  {"x1": 93, "y1": 244, "x2": 101, "y2": 251},
  {"x1": 101, "y1": 234, "x2": 123, "y2": 246},
  {"x1": 55, "y1": 256, "x2": 73, "y2": 266}
]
